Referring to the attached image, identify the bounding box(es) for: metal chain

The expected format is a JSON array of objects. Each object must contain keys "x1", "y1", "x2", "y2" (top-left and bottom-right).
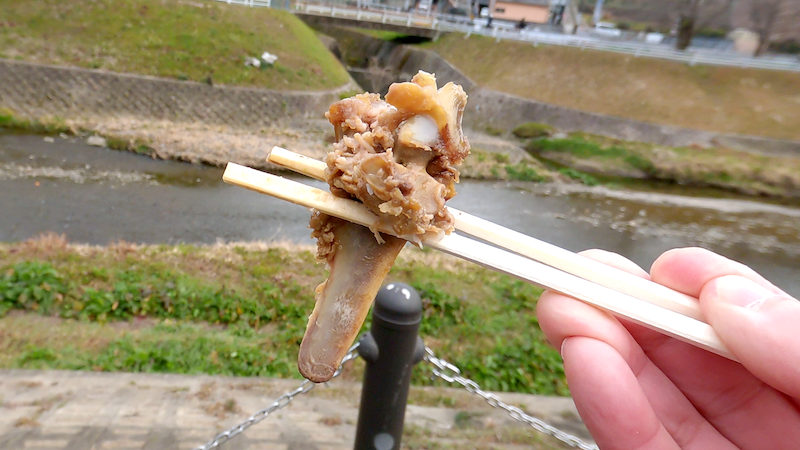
[
  {"x1": 423, "y1": 347, "x2": 598, "y2": 450},
  {"x1": 195, "y1": 343, "x2": 361, "y2": 450}
]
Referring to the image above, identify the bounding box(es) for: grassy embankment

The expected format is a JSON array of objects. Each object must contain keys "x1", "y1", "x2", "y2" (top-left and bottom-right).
[
  {"x1": 0, "y1": 234, "x2": 566, "y2": 396},
  {"x1": 0, "y1": 0, "x2": 349, "y2": 90},
  {"x1": 426, "y1": 33, "x2": 800, "y2": 140},
  {"x1": 459, "y1": 122, "x2": 800, "y2": 201},
  {"x1": 513, "y1": 126, "x2": 800, "y2": 200}
]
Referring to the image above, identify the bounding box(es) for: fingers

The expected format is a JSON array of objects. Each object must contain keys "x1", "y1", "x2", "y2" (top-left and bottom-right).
[
  {"x1": 650, "y1": 247, "x2": 783, "y2": 297},
  {"x1": 700, "y1": 274, "x2": 800, "y2": 399},
  {"x1": 537, "y1": 250, "x2": 732, "y2": 448},
  {"x1": 580, "y1": 248, "x2": 650, "y2": 278},
  {"x1": 560, "y1": 337, "x2": 679, "y2": 450},
  {"x1": 645, "y1": 247, "x2": 800, "y2": 446},
  {"x1": 537, "y1": 249, "x2": 647, "y2": 360},
  {"x1": 650, "y1": 247, "x2": 800, "y2": 398}
]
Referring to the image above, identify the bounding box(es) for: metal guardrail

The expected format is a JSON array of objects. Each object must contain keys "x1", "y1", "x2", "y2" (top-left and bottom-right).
[
  {"x1": 223, "y1": 0, "x2": 272, "y2": 7},
  {"x1": 216, "y1": 0, "x2": 800, "y2": 72},
  {"x1": 439, "y1": 22, "x2": 800, "y2": 72}
]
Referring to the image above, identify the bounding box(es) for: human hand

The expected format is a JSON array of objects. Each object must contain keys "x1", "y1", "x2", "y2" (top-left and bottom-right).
[{"x1": 536, "y1": 247, "x2": 800, "y2": 449}]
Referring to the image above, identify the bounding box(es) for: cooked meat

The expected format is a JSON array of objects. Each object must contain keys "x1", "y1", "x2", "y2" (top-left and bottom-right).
[
  {"x1": 298, "y1": 71, "x2": 469, "y2": 382},
  {"x1": 325, "y1": 71, "x2": 469, "y2": 241}
]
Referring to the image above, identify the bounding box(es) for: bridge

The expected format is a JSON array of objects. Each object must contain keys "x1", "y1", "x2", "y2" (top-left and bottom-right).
[{"x1": 294, "y1": 2, "x2": 444, "y2": 39}]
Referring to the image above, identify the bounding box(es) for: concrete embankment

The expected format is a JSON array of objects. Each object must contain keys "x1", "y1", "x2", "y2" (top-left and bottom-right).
[{"x1": 0, "y1": 58, "x2": 362, "y2": 168}]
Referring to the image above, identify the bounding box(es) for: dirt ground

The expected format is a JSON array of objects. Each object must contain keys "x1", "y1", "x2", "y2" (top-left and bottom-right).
[{"x1": 66, "y1": 114, "x2": 536, "y2": 177}]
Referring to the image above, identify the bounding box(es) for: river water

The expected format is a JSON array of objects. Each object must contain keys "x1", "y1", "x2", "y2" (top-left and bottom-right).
[{"x1": 2, "y1": 133, "x2": 798, "y2": 296}]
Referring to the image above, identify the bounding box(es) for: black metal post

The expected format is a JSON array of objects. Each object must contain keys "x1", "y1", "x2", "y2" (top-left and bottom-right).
[{"x1": 354, "y1": 282, "x2": 425, "y2": 450}]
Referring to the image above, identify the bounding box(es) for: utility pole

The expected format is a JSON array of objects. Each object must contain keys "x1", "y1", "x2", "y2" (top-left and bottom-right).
[{"x1": 593, "y1": 0, "x2": 604, "y2": 24}]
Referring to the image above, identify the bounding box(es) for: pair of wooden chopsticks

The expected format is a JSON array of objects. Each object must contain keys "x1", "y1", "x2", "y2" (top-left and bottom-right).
[{"x1": 222, "y1": 146, "x2": 735, "y2": 361}]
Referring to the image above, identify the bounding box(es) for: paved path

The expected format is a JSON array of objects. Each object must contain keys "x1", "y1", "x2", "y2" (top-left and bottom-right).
[{"x1": 0, "y1": 370, "x2": 591, "y2": 449}]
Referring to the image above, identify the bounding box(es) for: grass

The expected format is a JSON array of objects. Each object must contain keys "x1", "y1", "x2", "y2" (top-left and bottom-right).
[
  {"x1": 0, "y1": 234, "x2": 567, "y2": 396},
  {"x1": 404, "y1": 421, "x2": 570, "y2": 449},
  {"x1": 425, "y1": 33, "x2": 800, "y2": 140},
  {"x1": 0, "y1": 0, "x2": 349, "y2": 90},
  {"x1": 0, "y1": 109, "x2": 71, "y2": 136},
  {"x1": 0, "y1": 107, "x2": 158, "y2": 156},
  {"x1": 524, "y1": 132, "x2": 800, "y2": 200},
  {"x1": 512, "y1": 122, "x2": 555, "y2": 139},
  {"x1": 351, "y1": 28, "x2": 410, "y2": 42}
]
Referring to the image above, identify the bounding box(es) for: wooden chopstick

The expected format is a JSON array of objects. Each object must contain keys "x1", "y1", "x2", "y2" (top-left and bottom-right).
[
  {"x1": 268, "y1": 146, "x2": 703, "y2": 322},
  {"x1": 223, "y1": 162, "x2": 735, "y2": 361}
]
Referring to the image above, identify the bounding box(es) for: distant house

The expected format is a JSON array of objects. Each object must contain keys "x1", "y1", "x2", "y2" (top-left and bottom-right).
[{"x1": 491, "y1": 0, "x2": 550, "y2": 24}]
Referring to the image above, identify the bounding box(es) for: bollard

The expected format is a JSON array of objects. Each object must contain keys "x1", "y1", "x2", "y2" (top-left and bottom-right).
[{"x1": 354, "y1": 283, "x2": 425, "y2": 450}]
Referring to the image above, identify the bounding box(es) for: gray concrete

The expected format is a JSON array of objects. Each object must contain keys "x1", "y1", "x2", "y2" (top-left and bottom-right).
[
  {"x1": 0, "y1": 370, "x2": 590, "y2": 449},
  {"x1": 0, "y1": 59, "x2": 358, "y2": 127}
]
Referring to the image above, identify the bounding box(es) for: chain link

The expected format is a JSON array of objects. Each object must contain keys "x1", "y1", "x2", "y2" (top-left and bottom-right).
[
  {"x1": 195, "y1": 343, "x2": 361, "y2": 450},
  {"x1": 197, "y1": 342, "x2": 596, "y2": 450},
  {"x1": 423, "y1": 347, "x2": 598, "y2": 450}
]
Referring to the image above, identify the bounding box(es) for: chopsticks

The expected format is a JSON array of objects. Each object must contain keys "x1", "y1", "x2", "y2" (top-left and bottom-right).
[
  {"x1": 268, "y1": 147, "x2": 703, "y2": 321},
  {"x1": 223, "y1": 150, "x2": 735, "y2": 361}
]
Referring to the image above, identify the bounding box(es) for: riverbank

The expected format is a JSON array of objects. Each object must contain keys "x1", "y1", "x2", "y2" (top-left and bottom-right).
[
  {"x1": 425, "y1": 33, "x2": 800, "y2": 141},
  {"x1": 4, "y1": 108, "x2": 800, "y2": 202},
  {"x1": 0, "y1": 234, "x2": 566, "y2": 396}
]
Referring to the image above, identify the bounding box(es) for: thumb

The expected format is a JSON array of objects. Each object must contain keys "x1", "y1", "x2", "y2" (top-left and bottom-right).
[{"x1": 700, "y1": 275, "x2": 800, "y2": 398}]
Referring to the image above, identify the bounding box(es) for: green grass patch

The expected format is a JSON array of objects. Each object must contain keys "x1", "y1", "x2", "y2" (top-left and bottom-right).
[
  {"x1": 0, "y1": 237, "x2": 566, "y2": 395},
  {"x1": 512, "y1": 122, "x2": 554, "y2": 139},
  {"x1": 0, "y1": 0, "x2": 349, "y2": 90},
  {"x1": 505, "y1": 163, "x2": 547, "y2": 182},
  {"x1": 557, "y1": 167, "x2": 599, "y2": 186},
  {"x1": 0, "y1": 108, "x2": 71, "y2": 135},
  {"x1": 352, "y1": 28, "x2": 410, "y2": 42},
  {"x1": 522, "y1": 132, "x2": 800, "y2": 200}
]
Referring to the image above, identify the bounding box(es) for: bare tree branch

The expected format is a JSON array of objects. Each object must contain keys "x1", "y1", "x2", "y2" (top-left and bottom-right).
[{"x1": 750, "y1": 0, "x2": 784, "y2": 55}]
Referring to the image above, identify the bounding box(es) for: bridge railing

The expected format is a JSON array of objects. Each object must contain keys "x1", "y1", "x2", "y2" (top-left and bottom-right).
[{"x1": 214, "y1": 0, "x2": 800, "y2": 72}]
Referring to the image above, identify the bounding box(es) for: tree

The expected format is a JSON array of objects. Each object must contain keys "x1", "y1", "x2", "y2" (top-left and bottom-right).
[
  {"x1": 674, "y1": 0, "x2": 733, "y2": 50},
  {"x1": 750, "y1": 0, "x2": 784, "y2": 56}
]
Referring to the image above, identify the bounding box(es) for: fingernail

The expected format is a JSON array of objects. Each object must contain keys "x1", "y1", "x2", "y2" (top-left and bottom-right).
[
  {"x1": 708, "y1": 275, "x2": 772, "y2": 311},
  {"x1": 560, "y1": 337, "x2": 570, "y2": 357}
]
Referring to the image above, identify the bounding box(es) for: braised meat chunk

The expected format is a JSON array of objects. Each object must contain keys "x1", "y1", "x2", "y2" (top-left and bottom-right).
[{"x1": 298, "y1": 71, "x2": 469, "y2": 382}]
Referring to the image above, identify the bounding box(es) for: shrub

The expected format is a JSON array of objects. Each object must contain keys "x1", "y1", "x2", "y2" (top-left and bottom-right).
[{"x1": 0, "y1": 261, "x2": 67, "y2": 316}]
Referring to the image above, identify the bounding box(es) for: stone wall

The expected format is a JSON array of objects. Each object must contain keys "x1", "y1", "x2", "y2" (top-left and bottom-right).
[{"x1": 0, "y1": 59, "x2": 355, "y2": 127}]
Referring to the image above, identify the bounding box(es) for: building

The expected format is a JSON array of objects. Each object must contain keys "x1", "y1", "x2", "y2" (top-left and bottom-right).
[{"x1": 490, "y1": 0, "x2": 551, "y2": 24}]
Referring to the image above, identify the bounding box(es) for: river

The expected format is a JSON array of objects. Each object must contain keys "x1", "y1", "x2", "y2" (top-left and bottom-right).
[{"x1": 2, "y1": 133, "x2": 798, "y2": 296}]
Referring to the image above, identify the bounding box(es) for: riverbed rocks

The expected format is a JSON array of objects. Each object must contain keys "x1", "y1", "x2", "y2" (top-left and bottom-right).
[{"x1": 86, "y1": 135, "x2": 107, "y2": 147}]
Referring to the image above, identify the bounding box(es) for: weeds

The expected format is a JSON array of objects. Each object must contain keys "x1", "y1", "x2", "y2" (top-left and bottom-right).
[
  {"x1": 0, "y1": 240, "x2": 566, "y2": 395},
  {"x1": 0, "y1": 109, "x2": 71, "y2": 135},
  {"x1": 512, "y1": 122, "x2": 554, "y2": 139},
  {"x1": 0, "y1": 261, "x2": 67, "y2": 316},
  {"x1": 557, "y1": 167, "x2": 599, "y2": 186},
  {"x1": 505, "y1": 164, "x2": 547, "y2": 182}
]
